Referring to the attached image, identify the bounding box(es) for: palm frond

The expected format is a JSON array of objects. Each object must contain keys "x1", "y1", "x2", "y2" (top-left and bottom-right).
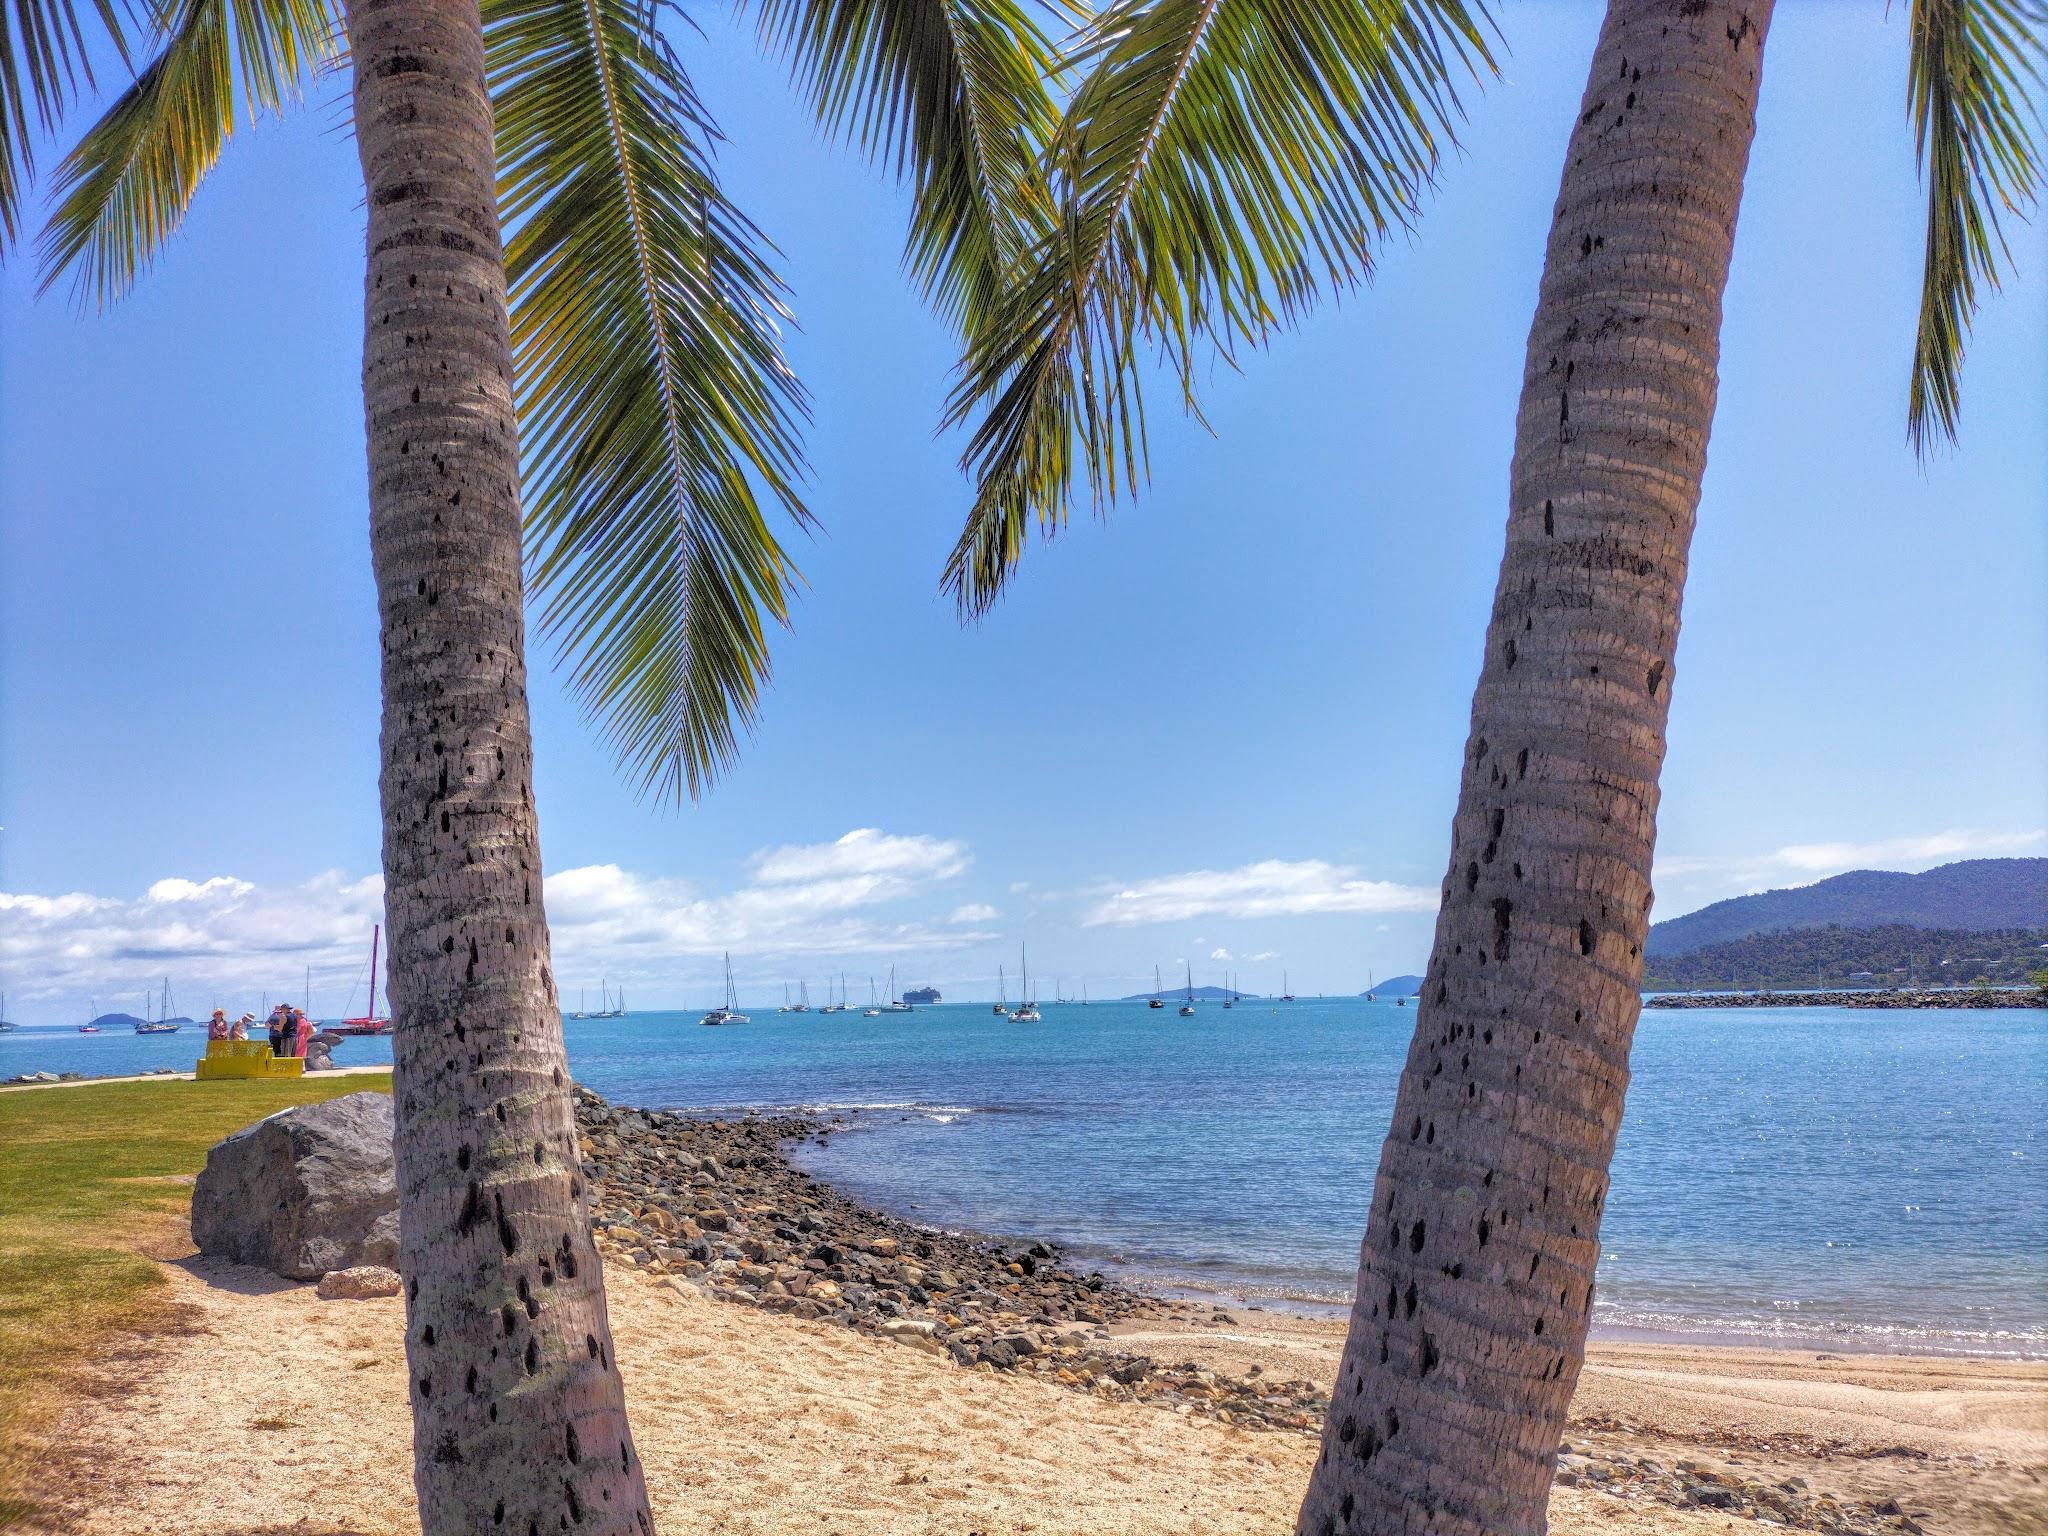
[
  {"x1": 939, "y1": 0, "x2": 1494, "y2": 615},
  {"x1": 35, "y1": 0, "x2": 341, "y2": 304},
  {"x1": 1907, "y1": 0, "x2": 2046, "y2": 452},
  {"x1": 492, "y1": 0, "x2": 810, "y2": 800},
  {"x1": 745, "y1": 0, "x2": 1068, "y2": 333},
  {"x1": 1, "y1": 0, "x2": 135, "y2": 245}
]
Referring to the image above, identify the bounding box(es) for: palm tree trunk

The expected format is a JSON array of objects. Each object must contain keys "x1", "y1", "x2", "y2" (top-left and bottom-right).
[
  {"x1": 1296, "y1": 4, "x2": 1771, "y2": 1533},
  {"x1": 344, "y1": 0, "x2": 653, "y2": 1530}
]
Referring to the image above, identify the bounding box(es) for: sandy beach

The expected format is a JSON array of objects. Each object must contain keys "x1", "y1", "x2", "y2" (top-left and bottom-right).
[{"x1": 25, "y1": 1236, "x2": 2044, "y2": 1536}]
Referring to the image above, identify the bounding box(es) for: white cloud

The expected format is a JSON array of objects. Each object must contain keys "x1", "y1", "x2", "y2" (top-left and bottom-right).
[
  {"x1": 950, "y1": 903, "x2": 999, "y2": 923},
  {"x1": 751, "y1": 828, "x2": 968, "y2": 887},
  {"x1": 0, "y1": 829, "x2": 991, "y2": 1020},
  {"x1": 1084, "y1": 859, "x2": 1437, "y2": 927},
  {"x1": 1248, "y1": 950, "x2": 1278, "y2": 961},
  {"x1": 1209, "y1": 947, "x2": 1231, "y2": 961},
  {"x1": 1654, "y1": 827, "x2": 2045, "y2": 904}
]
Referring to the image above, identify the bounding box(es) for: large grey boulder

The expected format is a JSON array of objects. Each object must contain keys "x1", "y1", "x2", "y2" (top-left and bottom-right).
[{"x1": 191, "y1": 1091, "x2": 400, "y2": 1280}]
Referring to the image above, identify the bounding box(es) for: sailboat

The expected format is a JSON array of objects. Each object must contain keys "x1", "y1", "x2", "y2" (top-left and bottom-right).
[
  {"x1": 79, "y1": 997, "x2": 102, "y2": 1033},
  {"x1": 1366, "y1": 969, "x2": 1376, "y2": 1002},
  {"x1": 881, "y1": 966, "x2": 913, "y2": 1012},
  {"x1": 1223, "y1": 971, "x2": 1234, "y2": 1010},
  {"x1": 1009, "y1": 944, "x2": 1041, "y2": 1022},
  {"x1": 0, "y1": 992, "x2": 14, "y2": 1032},
  {"x1": 339, "y1": 926, "x2": 392, "y2": 1035},
  {"x1": 1081, "y1": 982, "x2": 1089, "y2": 1006},
  {"x1": 136, "y1": 977, "x2": 182, "y2": 1033},
  {"x1": 699, "y1": 954, "x2": 749, "y2": 1025},
  {"x1": 822, "y1": 972, "x2": 850, "y2": 1014},
  {"x1": 789, "y1": 980, "x2": 812, "y2": 1014},
  {"x1": 570, "y1": 989, "x2": 589, "y2": 1020},
  {"x1": 1178, "y1": 963, "x2": 1196, "y2": 1017},
  {"x1": 1148, "y1": 965, "x2": 1165, "y2": 1009},
  {"x1": 994, "y1": 964, "x2": 1009, "y2": 1015},
  {"x1": 1281, "y1": 971, "x2": 1295, "y2": 1002},
  {"x1": 862, "y1": 976, "x2": 881, "y2": 1018}
]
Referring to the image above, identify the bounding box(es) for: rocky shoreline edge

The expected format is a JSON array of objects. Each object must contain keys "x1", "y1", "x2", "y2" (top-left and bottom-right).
[
  {"x1": 575, "y1": 1089, "x2": 1928, "y2": 1536},
  {"x1": 576, "y1": 1087, "x2": 1329, "y2": 1434},
  {"x1": 1643, "y1": 987, "x2": 2044, "y2": 1010}
]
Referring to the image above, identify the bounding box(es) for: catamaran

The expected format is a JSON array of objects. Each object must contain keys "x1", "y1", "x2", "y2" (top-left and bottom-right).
[
  {"x1": 1148, "y1": 965, "x2": 1165, "y2": 1009},
  {"x1": 699, "y1": 954, "x2": 749, "y2": 1026},
  {"x1": 1178, "y1": 963, "x2": 1196, "y2": 1017},
  {"x1": 1008, "y1": 944, "x2": 1040, "y2": 1022},
  {"x1": 338, "y1": 926, "x2": 392, "y2": 1035}
]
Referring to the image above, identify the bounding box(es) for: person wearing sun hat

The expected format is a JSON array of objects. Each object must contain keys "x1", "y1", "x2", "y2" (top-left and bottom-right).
[{"x1": 206, "y1": 1008, "x2": 230, "y2": 1041}]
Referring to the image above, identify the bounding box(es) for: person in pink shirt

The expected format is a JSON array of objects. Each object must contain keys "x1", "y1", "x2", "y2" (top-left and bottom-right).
[{"x1": 293, "y1": 1009, "x2": 316, "y2": 1059}]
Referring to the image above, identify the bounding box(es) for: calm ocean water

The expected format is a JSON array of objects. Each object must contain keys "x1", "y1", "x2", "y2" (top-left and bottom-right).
[{"x1": 9, "y1": 998, "x2": 2042, "y2": 1355}]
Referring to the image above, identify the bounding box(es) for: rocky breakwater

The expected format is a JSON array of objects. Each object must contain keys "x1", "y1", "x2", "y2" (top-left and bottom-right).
[
  {"x1": 1644, "y1": 987, "x2": 2045, "y2": 1010},
  {"x1": 574, "y1": 1088, "x2": 1327, "y2": 1434}
]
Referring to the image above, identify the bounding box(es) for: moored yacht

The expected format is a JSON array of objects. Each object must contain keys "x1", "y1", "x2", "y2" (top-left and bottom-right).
[
  {"x1": 700, "y1": 953, "x2": 750, "y2": 1025},
  {"x1": 1008, "y1": 943, "x2": 1040, "y2": 1022}
]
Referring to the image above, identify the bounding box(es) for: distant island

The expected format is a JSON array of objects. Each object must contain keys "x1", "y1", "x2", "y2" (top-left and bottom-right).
[
  {"x1": 1646, "y1": 857, "x2": 2045, "y2": 955},
  {"x1": 903, "y1": 986, "x2": 941, "y2": 1005},
  {"x1": 1361, "y1": 975, "x2": 1424, "y2": 999},
  {"x1": 86, "y1": 1012, "x2": 156, "y2": 1030},
  {"x1": 1643, "y1": 924, "x2": 2045, "y2": 991},
  {"x1": 1639, "y1": 857, "x2": 2047, "y2": 1003}
]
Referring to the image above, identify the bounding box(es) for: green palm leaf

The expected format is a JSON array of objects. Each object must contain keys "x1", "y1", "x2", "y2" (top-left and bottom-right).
[
  {"x1": 492, "y1": 0, "x2": 810, "y2": 800},
  {"x1": 35, "y1": 0, "x2": 340, "y2": 304},
  {"x1": 1906, "y1": 0, "x2": 2046, "y2": 452},
  {"x1": 746, "y1": 0, "x2": 1069, "y2": 335},
  {"x1": 940, "y1": 0, "x2": 1493, "y2": 615},
  {"x1": 1, "y1": 0, "x2": 135, "y2": 245}
]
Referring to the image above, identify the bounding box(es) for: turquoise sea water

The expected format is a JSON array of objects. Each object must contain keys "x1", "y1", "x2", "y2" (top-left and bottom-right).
[{"x1": 9, "y1": 999, "x2": 2042, "y2": 1354}]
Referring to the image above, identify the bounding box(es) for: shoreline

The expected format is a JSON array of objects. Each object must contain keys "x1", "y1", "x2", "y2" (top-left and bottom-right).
[
  {"x1": 771, "y1": 1104, "x2": 2048, "y2": 1365},
  {"x1": 1642, "y1": 988, "x2": 2044, "y2": 1009},
  {"x1": 17, "y1": 1078, "x2": 2046, "y2": 1536}
]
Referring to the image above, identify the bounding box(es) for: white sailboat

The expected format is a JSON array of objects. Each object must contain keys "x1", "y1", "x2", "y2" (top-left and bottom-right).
[
  {"x1": 699, "y1": 953, "x2": 749, "y2": 1025},
  {"x1": 790, "y1": 979, "x2": 811, "y2": 1014},
  {"x1": 1178, "y1": 963, "x2": 1196, "y2": 1017},
  {"x1": 881, "y1": 966, "x2": 913, "y2": 1012},
  {"x1": 1009, "y1": 944, "x2": 1040, "y2": 1022},
  {"x1": 862, "y1": 976, "x2": 881, "y2": 1018},
  {"x1": 1223, "y1": 971, "x2": 1234, "y2": 1010},
  {"x1": 822, "y1": 972, "x2": 850, "y2": 1014},
  {"x1": 1148, "y1": 964, "x2": 1165, "y2": 1008},
  {"x1": 994, "y1": 964, "x2": 1009, "y2": 1015}
]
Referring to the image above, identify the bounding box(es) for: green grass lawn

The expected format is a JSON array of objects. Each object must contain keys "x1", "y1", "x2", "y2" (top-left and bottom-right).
[{"x1": 0, "y1": 1073, "x2": 392, "y2": 1528}]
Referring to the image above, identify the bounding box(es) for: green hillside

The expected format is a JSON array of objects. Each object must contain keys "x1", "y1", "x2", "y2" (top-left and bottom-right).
[{"x1": 1642, "y1": 924, "x2": 2048, "y2": 992}]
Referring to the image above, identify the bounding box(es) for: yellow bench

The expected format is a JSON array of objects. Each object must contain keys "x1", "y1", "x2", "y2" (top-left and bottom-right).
[{"x1": 195, "y1": 1039, "x2": 304, "y2": 1079}]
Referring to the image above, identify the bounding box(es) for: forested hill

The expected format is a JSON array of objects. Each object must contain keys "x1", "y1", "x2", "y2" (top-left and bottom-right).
[
  {"x1": 1641, "y1": 925, "x2": 2047, "y2": 991},
  {"x1": 1646, "y1": 858, "x2": 2046, "y2": 956}
]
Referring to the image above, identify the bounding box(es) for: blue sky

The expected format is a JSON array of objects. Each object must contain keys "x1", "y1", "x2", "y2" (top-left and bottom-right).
[{"x1": 2, "y1": 3, "x2": 2043, "y2": 1021}]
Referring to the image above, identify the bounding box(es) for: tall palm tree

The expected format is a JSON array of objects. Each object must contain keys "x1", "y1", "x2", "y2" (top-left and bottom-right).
[
  {"x1": 11, "y1": 0, "x2": 1060, "y2": 1531},
  {"x1": 938, "y1": 2, "x2": 2041, "y2": 1534}
]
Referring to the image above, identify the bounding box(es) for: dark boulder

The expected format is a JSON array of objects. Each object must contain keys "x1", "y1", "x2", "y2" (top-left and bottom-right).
[{"x1": 191, "y1": 1091, "x2": 399, "y2": 1280}]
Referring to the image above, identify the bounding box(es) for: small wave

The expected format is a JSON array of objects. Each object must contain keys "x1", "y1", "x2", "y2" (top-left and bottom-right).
[
  {"x1": 696, "y1": 1099, "x2": 1018, "y2": 1124},
  {"x1": 1590, "y1": 1302, "x2": 2048, "y2": 1359}
]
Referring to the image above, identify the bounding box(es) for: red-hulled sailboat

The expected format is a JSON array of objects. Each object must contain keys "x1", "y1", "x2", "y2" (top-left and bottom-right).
[{"x1": 336, "y1": 925, "x2": 392, "y2": 1036}]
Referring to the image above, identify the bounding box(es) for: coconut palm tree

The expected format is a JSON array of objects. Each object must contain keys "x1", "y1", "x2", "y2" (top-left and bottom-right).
[
  {"x1": 937, "y1": 2, "x2": 2041, "y2": 1533},
  {"x1": 10, "y1": 0, "x2": 1060, "y2": 1530}
]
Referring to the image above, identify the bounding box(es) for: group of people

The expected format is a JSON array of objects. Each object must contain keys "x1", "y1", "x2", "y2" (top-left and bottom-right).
[{"x1": 205, "y1": 1005, "x2": 319, "y2": 1059}]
